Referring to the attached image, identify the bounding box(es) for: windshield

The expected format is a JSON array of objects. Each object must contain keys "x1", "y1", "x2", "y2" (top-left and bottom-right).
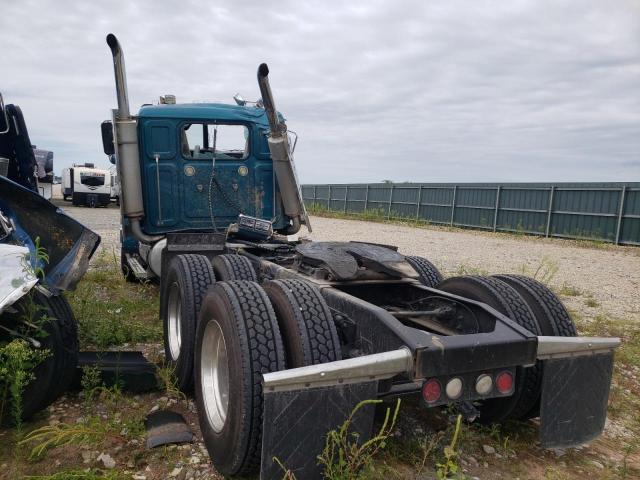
[
  {"x1": 80, "y1": 172, "x2": 105, "y2": 187},
  {"x1": 182, "y1": 123, "x2": 249, "y2": 160}
]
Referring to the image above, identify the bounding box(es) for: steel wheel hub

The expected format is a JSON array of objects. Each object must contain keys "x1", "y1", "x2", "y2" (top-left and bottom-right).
[
  {"x1": 167, "y1": 282, "x2": 182, "y2": 360},
  {"x1": 201, "y1": 319, "x2": 230, "y2": 433}
]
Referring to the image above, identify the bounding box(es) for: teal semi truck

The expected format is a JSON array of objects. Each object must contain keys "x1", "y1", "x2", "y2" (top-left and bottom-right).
[{"x1": 101, "y1": 34, "x2": 620, "y2": 479}]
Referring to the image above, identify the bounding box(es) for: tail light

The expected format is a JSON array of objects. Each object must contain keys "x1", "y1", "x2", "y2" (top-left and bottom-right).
[
  {"x1": 496, "y1": 371, "x2": 514, "y2": 394},
  {"x1": 422, "y1": 378, "x2": 441, "y2": 403},
  {"x1": 475, "y1": 374, "x2": 493, "y2": 395},
  {"x1": 445, "y1": 377, "x2": 463, "y2": 400}
]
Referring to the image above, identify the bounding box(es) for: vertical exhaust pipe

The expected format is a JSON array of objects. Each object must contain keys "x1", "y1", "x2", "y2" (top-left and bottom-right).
[
  {"x1": 106, "y1": 34, "x2": 131, "y2": 118},
  {"x1": 257, "y1": 63, "x2": 310, "y2": 234},
  {"x1": 106, "y1": 34, "x2": 162, "y2": 243}
]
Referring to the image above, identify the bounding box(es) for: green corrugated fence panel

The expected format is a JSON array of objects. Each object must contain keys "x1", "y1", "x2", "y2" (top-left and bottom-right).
[{"x1": 301, "y1": 183, "x2": 640, "y2": 245}]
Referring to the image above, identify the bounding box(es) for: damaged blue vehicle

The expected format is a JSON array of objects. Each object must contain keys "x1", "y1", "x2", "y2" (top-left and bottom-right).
[{"x1": 0, "y1": 93, "x2": 100, "y2": 422}]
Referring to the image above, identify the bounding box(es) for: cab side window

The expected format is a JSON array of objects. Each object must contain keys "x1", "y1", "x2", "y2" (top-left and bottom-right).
[{"x1": 182, "y1": 123, "x2": 249, "y2": 160}]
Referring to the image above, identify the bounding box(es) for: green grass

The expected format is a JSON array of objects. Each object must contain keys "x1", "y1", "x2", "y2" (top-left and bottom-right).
[
  {"x1": 585, "y1": 297, "x2": 600, "y2": 308},
  {"x1": 557, "y1": 283, "x2": 581, "y2": 297},
  {"x1": 66, "y1": 253, "x2": 161, "y2": 349}
]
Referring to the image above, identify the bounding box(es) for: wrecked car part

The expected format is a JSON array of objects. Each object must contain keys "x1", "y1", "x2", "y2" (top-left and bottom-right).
[
  {"x1": 0, "y1": 176, "x2": 100, "y2": 292},
  {"x1": 0, "y1": 243, "x2": 37, "y2": 314},
  {"x1": 145, "y1": 410, "x2": 195, "y2": 449}
]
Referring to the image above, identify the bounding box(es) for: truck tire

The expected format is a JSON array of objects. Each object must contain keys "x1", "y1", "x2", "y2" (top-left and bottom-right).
[
  {"x1": 1, "y1": 291, "x2": 78, "y2": 424},
  {"x1": 211, "y1": 254, "x2": 257, "y2": 282},
  {"x1": 493, "y1": 274, "x2": 577, "y2": 418},
  {"x1": 436, "y1": 276, "x2": 541, "y2": 423},
  {"x1": 493, "y1": 275, "x2": 577, "y2": 337},
  {"x1": 263, "y1": 279, "x2": 342, "y2": 367},
  {"x1": 405, "y1": 255, "x2": 443, "y2": 287},
  {"x1": 195, "y1": 281, "x2": 285, "y2": 477},
  {"x1": 161, "y1": 254, "x2": 215, "y2": 391}
]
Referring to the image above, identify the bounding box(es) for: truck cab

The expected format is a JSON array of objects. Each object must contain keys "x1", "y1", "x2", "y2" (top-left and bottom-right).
[
  {"x1": 103, "y1": 34, "x2": 308, "y2": 279},
  {"x1": 132, "y1": 103, "x2": 284, "y2": 233}
]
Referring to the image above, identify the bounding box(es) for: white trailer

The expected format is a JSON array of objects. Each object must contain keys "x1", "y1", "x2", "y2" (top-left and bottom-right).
[{"x1": 62, "y1": 164, "x2": 111, "y2": 207}]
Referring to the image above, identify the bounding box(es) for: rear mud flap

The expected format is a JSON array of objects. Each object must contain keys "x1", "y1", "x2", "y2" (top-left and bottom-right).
[
  {"x1": 540, "y1": 352, "x2": 614, "y2": 448},
  {"x1": 260, "y1": 381, "x2": 377, "y2": 480}
]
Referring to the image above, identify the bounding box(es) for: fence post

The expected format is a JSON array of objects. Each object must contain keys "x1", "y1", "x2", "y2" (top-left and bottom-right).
[
  {"x1": 327, "y1": 185, "x2": 331, "y2": 210},
  {"x1": 450, "y1": 185, "x2": 457, "y2": 226},
  {"x1": 545, "y1": 186, "x2": 555, "y2": 237},
  {"x1": 313, "y1": 185, "x2": 317, "y2": 205},
  {"x1": 415, "y1": 185, "x2": 423, "y2": 220},
  {"x1": 387, "y1": 185, "x2": 394, "y2": 219},
  {"x1": 364, "y1": 185, "x2": 369, "y2": 211},
  {"x1": 344, "y1": 186, "x2": 349, "y2": 213},
  {"x1": 615, "y1": 185, "x2": 627, "y2": 245},
  {"x1": 493, "y1": 186, "x2": 501, "y2": 232}
]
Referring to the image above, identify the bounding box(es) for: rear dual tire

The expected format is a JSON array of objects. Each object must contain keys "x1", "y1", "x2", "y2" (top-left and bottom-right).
[
  {"x1": 195, "y1": 281, "x2": 286, "y2": 476},
  {"x1": 212, "y1": 254, "x2": 257, "y2": 282},
  {"x1": 194, "y1": 278, "x2": 341, "y2": 477},
  {"x1": 493, "y1": 274, "x2": 576, "y2": 418},
  {"x1": 405, "y1": 255, "x2": 443, "y2": 288},
  {"x1": 437, "y1": 275, "x2": 576, "y2": 423},
  {"x1": 438, "y1": 275, "x2": 542, "y2": 423}
]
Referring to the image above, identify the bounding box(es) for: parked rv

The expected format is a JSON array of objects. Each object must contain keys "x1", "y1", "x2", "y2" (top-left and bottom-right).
[{"x1": 62, "y1": 163, "x2": 111, "y2": 207}]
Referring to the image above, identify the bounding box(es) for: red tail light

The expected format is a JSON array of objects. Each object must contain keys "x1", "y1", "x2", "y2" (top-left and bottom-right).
[
  {"x1": 422, "y1": 378, "x2": 442, "y2": 403},
  {"x1": 496, "y1": 371, "x2": 514, "y2": 394}
]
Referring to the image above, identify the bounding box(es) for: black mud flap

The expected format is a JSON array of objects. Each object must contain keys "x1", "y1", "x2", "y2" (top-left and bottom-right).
[
  {"x1": 71, "y1": 351, "x2": 158, "y2": 393},
  {"x1": 539, "y1": 352, "x2": 614, "y2": 448},
  {"x1": 260, "y1": 381, "x2": 377, "y2": 480}
]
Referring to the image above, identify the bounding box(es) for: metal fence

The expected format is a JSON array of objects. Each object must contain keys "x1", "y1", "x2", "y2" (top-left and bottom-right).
[{"x1": 301, "y1": 182, "x2": 640, "y2": 246}]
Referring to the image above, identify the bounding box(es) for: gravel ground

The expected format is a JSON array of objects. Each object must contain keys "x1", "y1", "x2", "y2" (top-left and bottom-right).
[
  {"x1": 58, "y1": 201, "x2": 640, "y2": 323},
  {"x1": 305, "y1": 216, "x2": 640, "y2": 323}
]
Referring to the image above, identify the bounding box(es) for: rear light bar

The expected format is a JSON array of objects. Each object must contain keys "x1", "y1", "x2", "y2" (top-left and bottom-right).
[
  {"x1": 422, "y1": 378, "x2": 442, "y2": 403},
  {"x1": 495, "y1": 371, "x2": 514, "y2": 394},
  {"x1": 421, "y1": 369, "x2": 516, "y2": 406}
]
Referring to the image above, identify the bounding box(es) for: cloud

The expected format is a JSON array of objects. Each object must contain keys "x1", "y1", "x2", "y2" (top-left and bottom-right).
[{"x1": 1, "y1": 0, "x2": 638, "y2": 182}]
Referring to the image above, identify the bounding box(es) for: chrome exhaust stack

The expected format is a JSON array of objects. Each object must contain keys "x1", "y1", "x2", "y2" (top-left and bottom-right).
[
  {"x1": 257, "y1": 63, "x2": 311, "y2": 234},
  {"x1": 106, "y1": 34, "x2": 161, "y2": 243}
]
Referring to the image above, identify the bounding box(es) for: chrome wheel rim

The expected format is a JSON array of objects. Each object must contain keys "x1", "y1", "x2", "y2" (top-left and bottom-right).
[
  {"x1": 167, "y1": 282, "x2": 182, "y2": 360},
  {"x1": 201, "y1": 319, "x2": 229, "y2": 433}
]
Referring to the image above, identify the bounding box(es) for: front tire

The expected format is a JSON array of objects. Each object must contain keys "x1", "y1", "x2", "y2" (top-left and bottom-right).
[
  {"x1": 195, "y1": 281, "x2": 285, "y2": 477},
  {"x1": 161, "y1": 254, "x2": 215, "y2": 391}
]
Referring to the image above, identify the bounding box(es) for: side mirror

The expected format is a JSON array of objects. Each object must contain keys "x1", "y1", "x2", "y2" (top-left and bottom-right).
[{"x1": 101, "y1": 120, "x2": 115, "y2": 156}]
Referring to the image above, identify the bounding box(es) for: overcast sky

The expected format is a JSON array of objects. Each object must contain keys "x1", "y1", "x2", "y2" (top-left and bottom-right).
[{"x1": 1, "y1": 0, "x2": 638, "y2": 183}]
